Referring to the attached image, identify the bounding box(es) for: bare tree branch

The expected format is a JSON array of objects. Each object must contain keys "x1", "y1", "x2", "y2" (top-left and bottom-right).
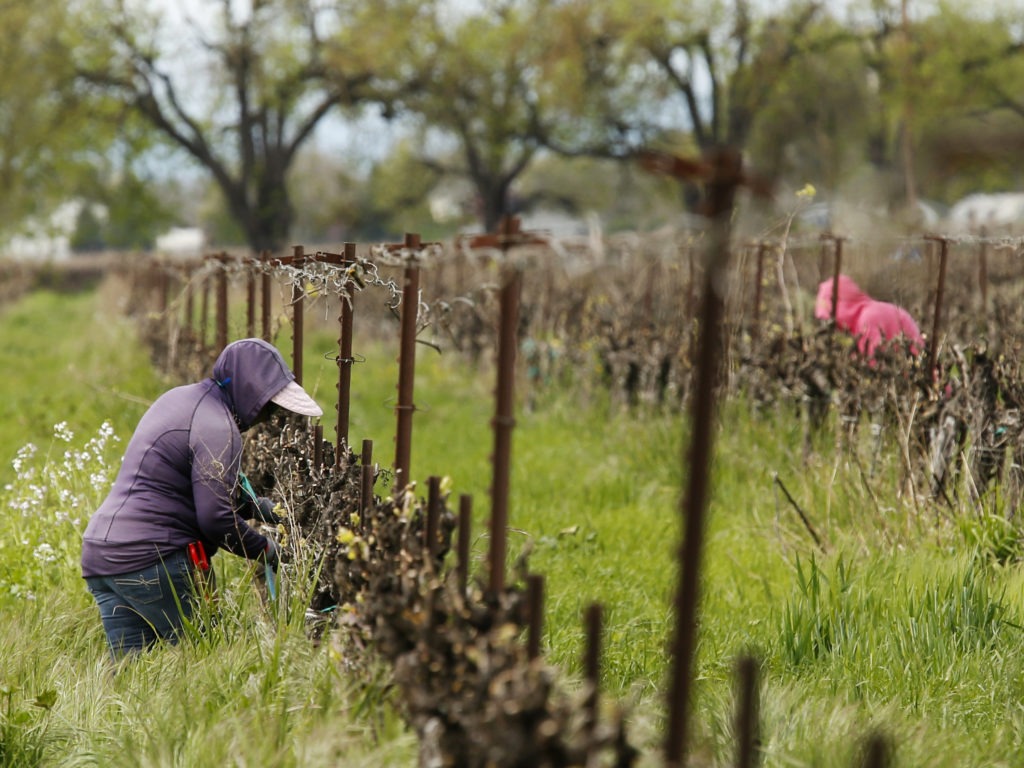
[{"x1": 74, "y1": 0, "x2": 375, "y2": 251}]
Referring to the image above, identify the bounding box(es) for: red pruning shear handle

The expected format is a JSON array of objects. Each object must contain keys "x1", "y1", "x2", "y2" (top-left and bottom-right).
[{"x1": 187, "y1": 541, "x2": 210, "y2": 571}]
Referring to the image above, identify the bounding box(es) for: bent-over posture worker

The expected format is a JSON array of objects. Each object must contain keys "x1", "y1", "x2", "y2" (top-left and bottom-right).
[
  {"x1": 815, "y1": 274, "x2": 924, "y2": 358},
  {"x1": 81, "y1": 338, "x2": 323, "y2": 660}
]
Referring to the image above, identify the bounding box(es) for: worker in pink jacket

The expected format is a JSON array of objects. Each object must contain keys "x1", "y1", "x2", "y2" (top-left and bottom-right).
[{"x1": 815, "y1": 274, "x2": 924, "y2": 357}]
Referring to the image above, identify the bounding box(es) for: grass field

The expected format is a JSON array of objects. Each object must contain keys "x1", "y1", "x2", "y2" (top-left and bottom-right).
[{"x1": 2, "y1": 280, "x2": 1024, "y2": 766}]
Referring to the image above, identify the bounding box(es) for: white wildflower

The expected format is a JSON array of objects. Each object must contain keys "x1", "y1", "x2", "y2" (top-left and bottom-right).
[
  {"x1": 11, "y1": 443, "x2": 37, "y2": 475},
  {"x1": 33, "y1": 543, "x2": 58, "y2": 563}
]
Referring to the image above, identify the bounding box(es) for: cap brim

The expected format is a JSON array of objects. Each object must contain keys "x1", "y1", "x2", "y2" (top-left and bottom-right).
[{"x1": 270, "y1": 380, "x2": 323, "y2": 417}]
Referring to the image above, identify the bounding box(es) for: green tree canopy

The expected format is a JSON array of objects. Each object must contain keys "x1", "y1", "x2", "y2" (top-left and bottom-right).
[
  {"x1": 0, "y1": 0, "x2": 110, "y2": 235},
  {"x1": 8, "y1": 0, "x2": 1024, "y2": 252},
  {"x1": 358, "y1": 1, "x2": 557, "y2": 233}
]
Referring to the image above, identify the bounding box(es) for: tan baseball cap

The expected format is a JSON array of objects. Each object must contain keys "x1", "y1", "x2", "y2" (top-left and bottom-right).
[{"x1": 270, "y1": 380, "x2": 323, "y2": 417}]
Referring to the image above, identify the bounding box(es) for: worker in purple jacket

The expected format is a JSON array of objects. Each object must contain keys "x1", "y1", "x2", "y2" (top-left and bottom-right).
[{"x1": 81, "y1": 338, "x2": 323, "y2": 661}]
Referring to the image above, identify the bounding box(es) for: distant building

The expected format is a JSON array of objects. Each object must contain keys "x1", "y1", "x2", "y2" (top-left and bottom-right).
[
  {"x1": 948, "y1": 192, "x2": 1024, "y2": 232},
  {"x1": 154, "y1": 227, "x2": 206, "y2": 257},
  {"x1": 0, "y1": 201, "x2": 83, "y2": 261}
]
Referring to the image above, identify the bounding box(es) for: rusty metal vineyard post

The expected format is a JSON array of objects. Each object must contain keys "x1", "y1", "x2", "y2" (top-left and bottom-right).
[
  {"x1": 217, "y1": 262, "x2": 226, "y2": 351},
  {"x1": 259, "y1": 250, "x2": 272, "y2": 342},
  {"x1": 299, "y1": 245, "x2": 359, "y2": 463},
  {"x1": 212, "y1": 252, "x2": 230, "y2": 351},
  {"x1": 457, "y1": 494, "x2": 472, "y2": 596},
  {"x1": 383, "y1": 233, "x2": 426, "y2": 499},
  {"x1": 360, "y1": 439, "x2": 374, "y2": 525},
  {"x1": 199, "y1": 272, "x2": 211, "y2": 351},
  {"x1": 643, "y1": 250, "x2": 659, "y2": 318},
  {"x1": 458, "y1": 215, "x2": 546, "y2": 596},
  {"x1": 313, "y1": 424, "x2": 324, "y2": 468},
  {"x1": 157, "y1": 262, "x2": 170, "y2": 316},
  {"x1": 489, "y1": 259, "x2": 519, "y2": 595},
  {"x1": 978, "y1": 227, "x2": 989, "y2": 317},
  {"x1": 426, "y1": 475, "x2": 441, "y2": 560},
  {"x1": 686, "y1": 244, "x2": 697, "y2": 329},
  {"x1": 924, "y1": 234, "x2": 950, "y2": 383},
  {"x1": 751, "y1": 241, "x2": 767, "y2": 347},
  {"x1": 818, "y1": 236, "x2": 830, "y2": 283},
  {"x1": 183, "y1": 262, "x2": 195, "y2": 340},
  {"x1": 639, "y1": 146, "x2": 746, "y2": 768},
  {"x1": 245, "y1": 256, "x2": 256, "y2": 338},
  {"x1": 860, "y1": 732, "x2": 891, "y2": 768},
  {"x1": 734, "y1": 654, "x2": 760, "y2": 768},
  {"x1": 337, "y1": 243, "x2": 357, "y2": 460},
  {"x1": 265, "y1": 245, "x2": 311, "y2": 386},
  {"x1": 822, "y1": 233, "x2": 846, "y2": 327},
  {"x1": 395, "y1": 246, "x2": 418, "y2": 497},
  {"x1": 290, "y1": 245, "x2": 306, "y2": 384}
]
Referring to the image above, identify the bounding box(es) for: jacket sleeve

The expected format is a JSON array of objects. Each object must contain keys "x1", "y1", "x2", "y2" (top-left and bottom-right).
[{"x1": 190, "y1": 409, "x2": 269, "y2": 560}]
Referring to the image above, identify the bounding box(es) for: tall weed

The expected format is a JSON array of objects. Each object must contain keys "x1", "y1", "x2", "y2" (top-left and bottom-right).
[{"x1": 1, "y1": 421, "x2": 119, "y2": 601}]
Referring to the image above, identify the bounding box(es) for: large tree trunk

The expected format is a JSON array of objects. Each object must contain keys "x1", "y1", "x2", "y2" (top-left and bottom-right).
[
  {"x1": 477, "y1": 178, "x2": 512, "y2": 235},
  {"x1": 224, "y1": 172, "x2": 295, "y2": 254}
]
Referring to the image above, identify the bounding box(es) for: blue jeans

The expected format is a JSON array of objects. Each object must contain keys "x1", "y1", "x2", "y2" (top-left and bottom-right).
[{"x1": 85, "y1": 550, "x2": 203, "y2": 661}]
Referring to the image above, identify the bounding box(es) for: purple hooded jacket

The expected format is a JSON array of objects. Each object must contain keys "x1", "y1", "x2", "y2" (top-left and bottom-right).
[{"x1": 81, "y1": 339, "x2": 295, "y2": 577}]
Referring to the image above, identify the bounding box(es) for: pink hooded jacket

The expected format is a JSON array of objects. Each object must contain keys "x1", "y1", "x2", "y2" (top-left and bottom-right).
[{"x1": 815, "y1": 274, "x2": 924, "y2": 357}]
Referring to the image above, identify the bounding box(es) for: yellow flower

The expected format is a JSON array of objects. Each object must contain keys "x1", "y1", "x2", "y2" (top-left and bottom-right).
[{"x1": 335, "y1": 527, "x2": 355, "y2": 545}]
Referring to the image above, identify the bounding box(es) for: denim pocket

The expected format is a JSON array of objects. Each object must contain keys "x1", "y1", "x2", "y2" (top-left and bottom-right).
[{"x1": 113, "y1": 573, "x2": 165, "y2": 605}]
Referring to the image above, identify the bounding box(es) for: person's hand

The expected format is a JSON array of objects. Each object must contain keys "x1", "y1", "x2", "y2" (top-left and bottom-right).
[
  {"x1": 254, "y1": 497, "x2": 283, "y2": 525},
  {"x1": 263, "y1": 538, "x2": 282, "y2": 571}
]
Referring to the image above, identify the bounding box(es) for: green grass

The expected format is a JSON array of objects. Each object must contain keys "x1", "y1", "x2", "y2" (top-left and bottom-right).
[
  {"x1": 0, "y1": 285, "x2": 166, "y2": 486},
  {"x1": 4, "y1": 281, "x2": 1024, "y2": 765}
]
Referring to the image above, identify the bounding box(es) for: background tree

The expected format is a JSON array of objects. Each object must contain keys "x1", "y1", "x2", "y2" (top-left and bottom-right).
[
  {"x1": 745, "y1": 14, "x2": 876, "y2": 197},
  {"x1": 67, "y1": 118, "x2": 179, "y2": 252},
  {"x1": 286, "y1": 145, "x2": 371, "y2": 244},
  {"x1": 8, "y1": 0, "x2": 1024, "y2": 256},
  {"x1": 516, "y1": 153, "x2": 684, "y2": 231},
  {"x1": 529, "y1": 0, "x2": 838, "y2": 211},
  {"x1": 359, "y1": 139, "x2": 447, "y2": 238},
  {"x1": 0, "y1": 0, "x2": 119, "y2": 236},
  {"x1": 907, "y1": 3, "x2": 1024, "y2": 202},
  {"x1": 73, "y1": 0, "x2": 381, "y2": 253},
  {"x1": 70, "y1": 173, "x2": 174, "y2": 252},
  {"x1": 347, "y1": 0, "x2": 574, "y2": 233}
]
